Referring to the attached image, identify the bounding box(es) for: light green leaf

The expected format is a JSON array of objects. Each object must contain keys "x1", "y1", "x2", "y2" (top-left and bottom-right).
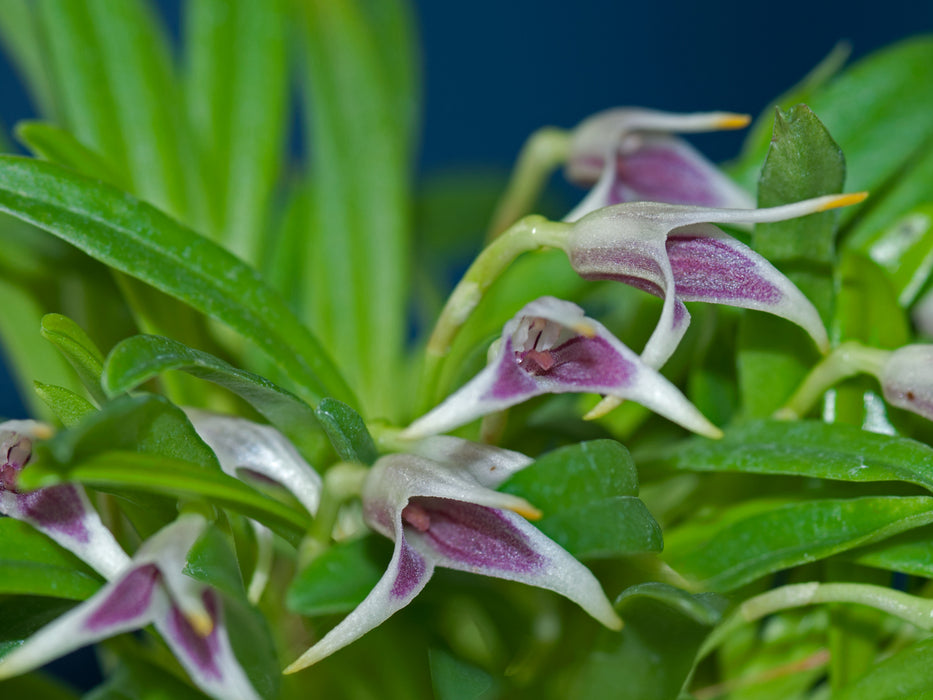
[
  {"x1": 33, "y1": 381, "x2": 97, "y2": 427},
  {"x1": 833, "y1": 636, "x2": 933, "y2": 700},
  {"x1": 103, "y1": 334, "x2": 324, "y2": 460},
  {"x1": 183, "y1": 0, "x2": 288, "y2": 260},
  {"x1": 40, "y1": 312, "x2": 106, "y2": 404},
  {"x1": 15, "y1": 121, "x2": 121, "y2": 185},
  {"x1": 0, "y1": 156, "x2": 355, "y2": 407},
  {"x1": 848, "y1": 525, "x2": 933, "y2": 578},
  {"x1": 287, "y1": 536, "x2": 388, "y2": 617},
  {"x1": 429, "y1": 648, "x2": 498, "y2": 700},
  {"x1": 664, "y1": 496, "x2": 933, "y2": 592},
  {"x1": 500, "y1": 440, "x2": 662, "y2": 559},
  {"x1": 0, "y1": 518, "x2": 103, "y2": 600},
  {"x1": 0, "y1": 2, "x2": 56, "y2": 118}
]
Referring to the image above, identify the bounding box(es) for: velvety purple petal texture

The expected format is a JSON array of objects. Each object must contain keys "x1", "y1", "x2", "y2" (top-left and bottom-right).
[
  {"x1": 667, "y1": 235, "x2": 782, "y2": 304},
  {"x1": 391, "y1": 538, "x2": 429, "y2": 598},
  {"x1": 84, "y1": 564, "x2": 161, "y2": 632},
  {"x1": 411, "y1": 497, "x2": 545, "y2": 574},
  {"x1": 165, "y1": 591, "x2": 223, "y2": 680},
  {"x1": 19, "y1": 485, "x2": 91, "y2": 542}
]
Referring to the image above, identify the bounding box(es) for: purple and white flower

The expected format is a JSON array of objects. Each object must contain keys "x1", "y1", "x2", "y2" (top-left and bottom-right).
[
  {"x1": 564, "y1": 108, "x2": 754, "y2": 221},
  {"x1": 563, "y1": 194, "x2": 865, "y2": 368},
  {"x1": 880, "y1": 345, "x2": 933, "y2": 420},
  {"x1": 0, "y1": 420, "x2": 261, "y2": 700},
  {"x1": 285, "y1": 437, "x2": 622, "y2": 672},
  {"x1": 405, "y1": 296, "x2": 722, "y2": 439}
]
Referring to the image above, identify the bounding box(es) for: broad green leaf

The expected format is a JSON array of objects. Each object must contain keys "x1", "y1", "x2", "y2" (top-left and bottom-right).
[
  {"x1": 500, "y1": 440, "x2": 662, "y2": 559},
  {"x1": 0, "y1": 673, "x2": 80, "y2": 700},
  {"x1": 15, "y1": 121, "x2": 121, "y2": 185},
  {"x1": 0, "y1": 519, "x2": 103, "y2": 600},
  {"x1": 315, "y1": 398, "x2": 378, "y2": 465},
  {"x1": 562, "y1": 583, "x2": 722, "y2": 700},
  {"x1": 848, "y1": 525, "x2": 933, "y2": 577},
  {"x1": 183, "y1": 525, "x2": 280, "y2": 700},
  {"x1": 0, "y1": 156, "x2": 355, "y2": 407},
  {"x1": 833, "y1": 636, "x2": 933, "y2": 700},
  {"x1": 84, "y1": 643, "x2": 208, "y2": 700},
  {"x1": 664, "y1": 496, "x2": 933, "y2": 592},
  {"x1": 23, "y1": 450, "x2": 310, "y2": 544},
  {"x1": 429, "y1": 649, "x2": 498, "y2": 700},
  {"x1": 103, "y1": 334, "x2": 324, "y2": 459},
  {"x1": 0, "y1": 278, "x2": 81, "y2": 421},
  {"x1": 851, "y1": 204, "x2": 933, "y2": 306},
  {"x1": 183, "y1": 0, "x2": 288, "y2": 261},
  {"x1": 33, "y1": 381, "x2": 96, "y2": 427},
  {"x1": 40, "y1": 312, "x2": 107, "y2": 404},
  {"x1": 643, "y1": 419, "x2": 933, "y2": 493},
  {"x1": 739, "y1": 105, "x2": 844, "y2": 418},
  {"x1": 299, "y1": 0, "x2": 417, "y2": 419},
  {"x1": 0, "y1": 596, "x2": 76, "y2": 660},
  {"x1": 287, "y1": 536, "x2": 388, "y2": 616}
]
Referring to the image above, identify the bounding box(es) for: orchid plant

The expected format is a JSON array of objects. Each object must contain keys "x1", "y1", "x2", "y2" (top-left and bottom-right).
[{"x1": 1, "y1": 3, "x2": 933, "y2": 700}]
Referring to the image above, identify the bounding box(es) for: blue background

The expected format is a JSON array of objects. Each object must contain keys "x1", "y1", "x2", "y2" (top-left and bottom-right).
[{"x1": 1, "y1": 0, "x2": 932, "y2": 419}]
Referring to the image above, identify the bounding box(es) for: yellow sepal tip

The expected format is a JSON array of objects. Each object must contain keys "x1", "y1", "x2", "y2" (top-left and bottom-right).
[
  {"x1": 715, "y1": 113, "x2": 752, "y2": 130},
  {"x1": 818, "y1": 191, "x2": 868, "y2": 212}
]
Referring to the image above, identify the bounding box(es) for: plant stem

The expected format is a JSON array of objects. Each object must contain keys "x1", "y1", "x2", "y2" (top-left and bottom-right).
[{"x1": 298, "y1": 461, "x2": 369, "y2": 568}]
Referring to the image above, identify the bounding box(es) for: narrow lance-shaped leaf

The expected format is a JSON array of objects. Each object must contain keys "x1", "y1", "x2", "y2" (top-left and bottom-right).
[
  {"x1": 39, "y1": 313, "x2": 107, "y2": 405},
  {"x1": 0, "y1": 156, "x2": 355, "y2": 407}
]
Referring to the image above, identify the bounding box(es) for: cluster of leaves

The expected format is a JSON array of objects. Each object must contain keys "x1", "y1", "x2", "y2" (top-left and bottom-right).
[{"x1": 1, "y1": 1, "x2": 933, "y2": 698}]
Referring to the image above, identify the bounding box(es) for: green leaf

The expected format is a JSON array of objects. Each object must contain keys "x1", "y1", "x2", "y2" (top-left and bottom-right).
[
  {"x1": 183, "y1": 0, "x2": 288, "y2": 261},
  {"x1": 644, "y1": 419, "x2": 933, "y2": 493},
  {"x1": 183, "y1": 525, "x2": 280, "y2": 700},
  {"x1": 103, "y1": 334, "x2": 323, "y2": 459},
  {"x1": 833, "y1": 636, "x2": 933, "y2": 700},
  {"x1": 0, "y1": 156, "x2": 355, "y2": 407},
  {"x1": 33, "y1": 381, "x2": 96, "y2": 427},
  {"x1": 287, "y1": 536, "x2": 388, "y2": 616},
  {"x1": 314, "y1": 398, "x2": 378, "y2": 465},
  {"x1": 563, "y1": 584, "x2": 722, "y2": 700},
  {"x1": 299, "y1": 0, "x2": 417, "y2": 418},
  {"x1": 500, "y1": 440, "x2": 662, "y2": 559},
  {"x1": 851, "y1": 204, "x2": 933, "y2": 307},
  {"x1": 848, "y1": 525, "x2": 933, "y2": 577},
  {"x1": 0, "y1": 278, "x2": 82, "y2": 421},
  {"x1": 0, "y1": 519, "x2": 103, "y2": 600},
  {"x1": 429, "y1": 648, "x2": 498, "y2": 700},
  {"x1": 84, "y1": 643, "x2": 209, "y2": 700},
  {"x1": 0, "y1": 596, "x2": 77, "y2": 660},
  {"x1": 739, "y1": 105, "x2": 844, "y2": 418},
  {"x1": 664, "y1": 495, "x2": 933, "y2": 592},
  {"x1": 15, "y1": 121, "x2": 122, "y2": 185},
  {"x1": 0, "y1": 673, "x2": 80, "y2": 700},
  {"x1": 40, "y1": 312, "x2": 107, "y2": 404},
  {"x1": 25, "y1": 451, "x2": 310, "y2": 544},
  {"x1": 0, "y1": 3, "x2": 57, "y2": 118}
]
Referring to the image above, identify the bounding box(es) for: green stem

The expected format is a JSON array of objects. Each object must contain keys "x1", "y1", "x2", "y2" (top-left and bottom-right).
[
  {"x1": 775, "y1": 341, "x2": 890, "y2": 420},
  {"x1": 486, "y1": 127, "x2": 570, "y2": 241},
  {"x1": 698, "y1": 581, "x2": 933, "y2": 662},
  {"x1": 418, "y1": 215, "x2": 570, "y2": 412},
  {"x1": 298, "y1": 461, "x2": 369, "y2": 568}
]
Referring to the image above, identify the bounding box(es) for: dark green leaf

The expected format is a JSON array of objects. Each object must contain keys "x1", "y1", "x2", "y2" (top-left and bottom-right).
[
  {"x1": 500, "y1": 440, "x2": 662, "y2": 559},
  {"x1": 0, "y1": 673, "x2": 80, "y2": 700},
  {"x1": 33, "y1": 382, "x2": 97, "y2": 427},
  {"x1": 84, "y1": 645, "x2": 208, "y2": 700},
  {"x1": 315, "y1": 398, "x2": 378, "y2": 465},
  {"x1": 0, "y1": 156, "x2": 355, "y2": 407},
  {"x1": 103, "y1": 334, "x2": 323, "y2": 459},
  {"x1": 429, "y1": 648, "x2": 498, "y2": 700},
  {"x1": 644, "y1": 419, "x2": 933, "y2": 493},
  {"x1": 287, "y1": 536, "x2": 388, "y2": 616},
  {"x1": 833, "y1": 636, "x2": 933, "y2": 700},
  {"x1": 0, "y1": 596, "x2": 76, "y2": 660},
  {"x1": 739, "y1": 105, "x2": 845, "y2": 417},
  {"x1": 0, "y1": 519, "x2": 103, "y2": 600},
  {"x1": 40, "y1": 312, "x2": 107, "y2": 404},
  {"x1": 848, "y1": 525, "x2": 933, "y2": 578},
  {"x1": 563, "y1": 584, "x2": 721, "y2": 700},
  {"x1": 664, "y1": 496, "x2": 933, "y2": 592}
]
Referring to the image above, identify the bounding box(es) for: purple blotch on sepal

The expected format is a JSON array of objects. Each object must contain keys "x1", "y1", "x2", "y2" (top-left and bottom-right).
[
  {"x1": 166, "y1": 590, "x2": 223, "y2": 680},
  {"x1": 84, "y1": 564, "x2": 161, "y2": 632}
]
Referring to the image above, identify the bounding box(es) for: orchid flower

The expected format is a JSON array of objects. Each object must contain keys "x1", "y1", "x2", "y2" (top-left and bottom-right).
[
  {"x1": 406, "y1": 296, "x2": 722, "y2": 439},
  {"x1": 186, "y1": 409, "x2": 322, "y2": 602},
  {"x1": 564, "y1": 108, "x2": 754, "y2": 221},
  {"x1": 778, "y1": 342, "x2": 933, "y2": 423},
  {"x1": 285, "y1": 437, "x2": 621, "y2": 672},
  {"x1": 563, "y1": 193, "x2": 866, "y2": 371},
  {"x1": 0, "y1": 420, "x2": 261, "y2": 700}
]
